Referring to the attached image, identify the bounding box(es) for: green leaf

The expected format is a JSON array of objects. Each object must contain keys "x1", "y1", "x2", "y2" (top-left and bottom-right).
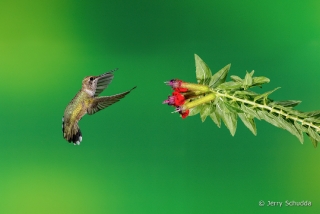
[
  {"x1": 240, "y1": 103, "x2": 261, "y2": 119},
  {"x1": 188, "y1": 105, "x2": 203, "y2": 116},
  {"x1": 234, "y1": 90, "x2": 258, "y2": 97},
  {"x1": 224, "y1": 102, "x2": 244, "y2": 113},
  {"x1": 238, "y1": 113, "x2": 257, "y2": 135},
  {"x1": 242, "y1": 71, "x2": 253, "y2": 90},
  {"x1": 209, "y1": 101, "x2": 221, "y2": 128},
  {"x1": 257, "y1": 111, "x2": 283, "y2": 128},
  {"x1": 195, "y1": 54, "x2": 212, "y2": 85},
  {"x1": 304, "y1": 117, "x2": 320, "y2": 123},
  {"x1": 283, "y1": 108, "x2": 307, "y2": 118},
  {"x1": 223, "y1": 112, "x2": 238, "y2": 136},
  {"x1": 306, "y1": 110, "x2": 320, "y2": 118},
  {"x1": 254, "y1": 87, "x2": 280, "y2": 102},
  {"x1": 268, "y1": 100, "x2": 301, "y2": 108},
  {"x1": 252, "y1": 76, "x2": 270, "y2": 86},
  {"x1": 266, "y1": 113, "x2": 303, "y2": 143},
  {"x1": 209, "y1": 64, "x2": 231, "y2": 88},
  {"x1": 230, "y1": 75, "x2": 243, "y2": 83},
  {"x1": 276, "y1": 115, "x2": 303, "y2": 143},
  {"x1": 249, "y1": 70, "x2": 255, "y2": 76},
  {"x1": 307, "y1": 135, "x2": 318, "y2": 148},
  {"x1": 307, "y1": 127, "x2": 320, "y2": 142},
  {"x1": 216, "y1": 81, "x2": 242, "y2": 90},
  {"x1": 210, "y1": 111, "x2": 221, "y2": 128},
  {"x1": 269, "y1": 104, "x2": 293, "y2": 113},
  {"x1": 294, "y1": 120, "x2": 308, "y2": 133},
  {"x1": 216, "y1": 101, "x2": 237, "y2": 136},
  {"x1": 266, "y1": 113, "x2": 286, "y2": 129},
  {"x1": 200, "y1": 104, "x2": 212, "y2": 122}
]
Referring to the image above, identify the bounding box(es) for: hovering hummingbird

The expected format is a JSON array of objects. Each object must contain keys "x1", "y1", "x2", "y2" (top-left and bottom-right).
[{"x1": 62, "y1": 68, "x2": 136, "y2": 145}]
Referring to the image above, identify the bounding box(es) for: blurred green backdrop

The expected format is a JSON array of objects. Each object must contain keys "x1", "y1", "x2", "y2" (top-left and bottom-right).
[{"x1": 1, "y1": 0, "x2": 320, "y2": 213}]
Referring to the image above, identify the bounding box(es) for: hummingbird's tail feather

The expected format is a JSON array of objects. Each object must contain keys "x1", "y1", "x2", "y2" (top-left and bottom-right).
[
  {"x1": 62, "y1": 117, "x2": 83, "y2": 145},
  {"x1": 87, "y1": 86, "x2": 137, "y2": 115}
]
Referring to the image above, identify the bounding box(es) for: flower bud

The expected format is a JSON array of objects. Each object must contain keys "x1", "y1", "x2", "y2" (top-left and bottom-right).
[{"x1": 181, "y1": 93, "x2": 216, "y2": 110}]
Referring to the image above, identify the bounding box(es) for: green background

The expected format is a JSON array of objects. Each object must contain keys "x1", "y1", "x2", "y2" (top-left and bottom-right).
[{"x1": 1, "y1": 0, "x2": 320, "y2": 213}]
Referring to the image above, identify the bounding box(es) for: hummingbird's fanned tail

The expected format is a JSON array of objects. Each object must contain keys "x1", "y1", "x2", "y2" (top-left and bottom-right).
[
  {"x1": 87, "y1": 86, "x2": 137, "y2": 115},
  {"x1": 62, "y1": 117, "x2": 83, "y2": 145}
]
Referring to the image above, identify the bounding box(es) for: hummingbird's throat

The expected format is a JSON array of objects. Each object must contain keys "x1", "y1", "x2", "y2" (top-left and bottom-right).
[{"x1": 84, "y1": 88, "x2": 95, "y2": 96}]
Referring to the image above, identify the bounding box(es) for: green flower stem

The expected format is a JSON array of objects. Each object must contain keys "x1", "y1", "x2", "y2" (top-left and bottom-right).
[
  {"x1": 183, "y1": 93, "x2": 216, "y2": 110},
  {"x1": 213, "y1": 90, "x2": 320, "y2": 132},
  {"x1": 181, "y1": 82, "x2": 210, "y2": 92}
]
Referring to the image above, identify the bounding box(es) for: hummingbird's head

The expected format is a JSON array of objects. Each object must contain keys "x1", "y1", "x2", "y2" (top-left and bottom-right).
[
  {"x1": 81, "y1": 70, "x2": 115, "y2": 97},
  {"x1": 82, "y1": 76, "x2": 99, "y2": 96}
]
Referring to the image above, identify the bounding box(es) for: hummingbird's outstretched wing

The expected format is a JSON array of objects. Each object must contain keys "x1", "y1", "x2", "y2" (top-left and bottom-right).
[
  {"x1": 94, "y1": 69, "x2": 118, "y2": 97},
  {"x1": 87, "y1": 86, "x2": 136, "y2": 115}
]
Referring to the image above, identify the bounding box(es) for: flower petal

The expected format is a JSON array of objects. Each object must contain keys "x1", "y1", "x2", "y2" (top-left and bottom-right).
[{"x1": 181, "y1": 110, "x2": 190, "y2": 119}]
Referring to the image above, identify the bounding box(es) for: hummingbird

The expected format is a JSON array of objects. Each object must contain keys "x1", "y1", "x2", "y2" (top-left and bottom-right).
[{"x1": 62, "y1": 68, "x2": 136, "y2": 145}]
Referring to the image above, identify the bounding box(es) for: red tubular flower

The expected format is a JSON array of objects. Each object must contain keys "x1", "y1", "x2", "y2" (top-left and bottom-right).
[
  {"x1": 164, "y1": 78, "x2": 214, "y2": 119},
  {"x1": 175, "y1": 107, "x2": 190, "y2": 119},
  {"x1": 165, "y1": 79, "x2": 188, "y2": 92},
  {"x1": 174, "y1": 87, "x2": 188, "y2": 93},
  {"x1": 172, "y1": 91, "x2": 185, "y2": 106},
  {"x1": 163, "y1": 91, "x2": 186, "y2": 106},
  {"x1": 180, "y1": 109, "x2": 189, "y2": 119}
]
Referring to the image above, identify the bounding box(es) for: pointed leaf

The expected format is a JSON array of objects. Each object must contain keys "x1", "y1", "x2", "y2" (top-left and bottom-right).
[
  {"x1": 266, "y1": 112, "x2": 303, "y2": 143},
  {"x1": 209, "y1": 64, "x2": 231, "y2": 88},
  {"x1": 269, "y1": 104, "x2": 293, "y2": 113},
  {"x1": 211, "y1": 100, "x2": 222, "y2": 128},
  {"x1": 257, "y1": 111, "x2": 283, "y2": 128},
  {"x1": 276, "y1": 115, "x2": 303, "y2": 143},
  {"x1": 254, "y1": 87, "x2": 280, "y2": 102},
  {"x1": 249, "y1": 70, "x2": 255, "y2": 76},
  {"x1": 195, "y1": 54, "x2": 212, "y2": 85},
  {"x1": 266, "y1": 113, "x2": 286, "y2": 129},
  {"x1": 240, "y1": 103, "x2": 261, "y2": 119},
  {"x1": 294, "y1": 120, "x2": 308, "y2": 132},
  {"x1": 306, "y1": 110, "x2": 320, "y2": 118},
  {"x1": 234, "y1": 90, "x2": 258, "y2": 97},
  {"x1": 291, "y1": 127, "x2": 304, "y2": 143},
  {"x1": 243, "y1": 71, "x2": 253, "y2": 90},
  {"x1": 223, "y1": 111, "x2": 237, "y2": 136},
  {"x1": 268, "y1": 100, "x2": 301, "y2": 108},
  {"x1": 217, "y1": 81, "x2": 242, "y2": 90},
  {"x1": 188, "y1": 105, "x2": 203, "y2": 116},
  {"x1": 216, "y1": 101, "x2": 237, "y2": 136},
  {"x1": 307, "y1": 127, "x2": 320, "y2": 142},
  {"x1": 252, "y1": 76, "x2": 270, "y2": 86},
  {"x1": 200, "y1": 104, "x2": 211, "y2": 122},
  {"x1": 230, "y1": 75, "x2": 243, "y2": 83},
  {"x1": 238, "y1": 113, "x2": 257, "y2": 135},
  {"x1": 307, "y1": 135, "x2": 318, "y2": 148},
  {"x1": 285, "y1": 108, "x2": 308, "y2": 118},
  {"x1": 224, "y1": 102, "x2": 243, "y2": 113},
  {"x1": 304, "y1": 117, "x2": 320, "y2": 123},
  {"x1": 210, "y1": 111, "x2": 221, "y2": 128}
]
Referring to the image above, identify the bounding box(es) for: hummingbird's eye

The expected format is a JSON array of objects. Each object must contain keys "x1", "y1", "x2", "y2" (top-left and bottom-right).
[{"x1": 89, "y1": 77, "x2": 93, "y2": 81}]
